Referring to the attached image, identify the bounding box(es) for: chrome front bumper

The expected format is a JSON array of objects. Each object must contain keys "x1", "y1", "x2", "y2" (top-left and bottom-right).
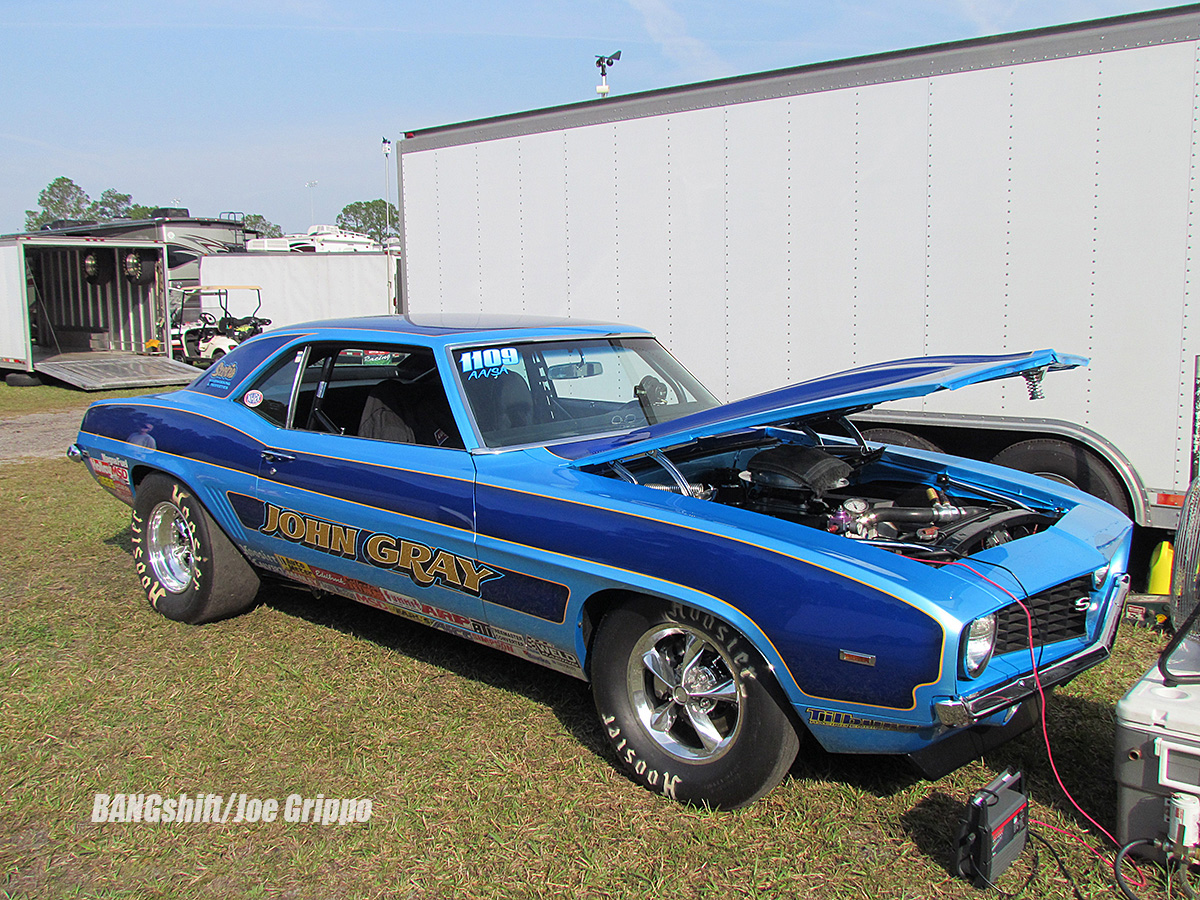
[{"x1": 934, "y1": 574, "x2": 1130, "y2": 728}]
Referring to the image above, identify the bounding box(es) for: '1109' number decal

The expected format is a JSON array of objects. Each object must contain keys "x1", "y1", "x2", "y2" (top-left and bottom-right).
[{"x1": 460, "y1": 347, "x2": 519, "y2": 373}]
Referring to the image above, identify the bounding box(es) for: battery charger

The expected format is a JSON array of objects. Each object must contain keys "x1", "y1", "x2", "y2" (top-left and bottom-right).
[{"x1": 954, "y1": 769, "x2": 1029, "y2": 888}]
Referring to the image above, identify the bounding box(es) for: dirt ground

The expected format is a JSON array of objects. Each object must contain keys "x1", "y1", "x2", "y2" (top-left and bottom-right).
[{"x1": 0, "y1": 410, "x2": 85, "y2": 464}]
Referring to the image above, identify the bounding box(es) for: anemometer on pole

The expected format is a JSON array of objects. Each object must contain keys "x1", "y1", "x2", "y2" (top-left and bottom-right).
[{"x1": 595, "y1": 51, "x2": 620, "y2": 97}]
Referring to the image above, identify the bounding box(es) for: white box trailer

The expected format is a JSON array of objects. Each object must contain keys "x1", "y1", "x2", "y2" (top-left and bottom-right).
[
  {"x1": 196, "y1": 251, "x2": 398, "y2": 328},
  {"x1": 0, "y1": 235, "x2": 199, "y2": 390},
  {"x1": 396, "y1": 5, "x2": 1200, "y2": 537}
]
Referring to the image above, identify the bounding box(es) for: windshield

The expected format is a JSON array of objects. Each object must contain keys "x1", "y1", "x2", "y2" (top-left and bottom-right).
[{"x1": 454, "y1": 337, "x2": 719, "y2": 448}]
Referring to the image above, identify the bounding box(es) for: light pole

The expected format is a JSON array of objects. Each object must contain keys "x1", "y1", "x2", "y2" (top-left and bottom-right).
[
  {"x1": 382, "y1": 138, "x2": 392, "y2": 243},
  {"x1": 305, "y1": 180, "x2": 318, "y2": 227},
  {"x1": 382, "y1": 138, "x2": 395, "y2": 305}
]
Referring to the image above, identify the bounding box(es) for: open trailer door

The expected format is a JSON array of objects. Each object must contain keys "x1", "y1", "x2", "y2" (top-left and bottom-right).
[
  {"x1": 33, "y1": 353, "x2": 199, "y2": 391},
  {"x1": 10, "y1": 238, "x2": 200, "y2": 391}
]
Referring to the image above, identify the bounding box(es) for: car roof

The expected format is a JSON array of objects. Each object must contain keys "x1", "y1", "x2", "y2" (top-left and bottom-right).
[{"x1": 267, "y1": 314, "x2": 648, "y2": 346}]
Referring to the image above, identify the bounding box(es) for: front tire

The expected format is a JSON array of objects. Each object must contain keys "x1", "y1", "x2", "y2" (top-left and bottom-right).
[
  {"x1": 131, "y1": 474, "x2": 260, "y2": 624},
  {"x1": 591, "y1": 600, "x2": 799, "y2": 809}
]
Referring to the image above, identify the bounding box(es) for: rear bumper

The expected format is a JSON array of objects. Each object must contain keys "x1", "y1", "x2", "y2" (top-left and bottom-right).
[{"x1": 934, "y1": 574, "x2": 1129, "y2": 727}]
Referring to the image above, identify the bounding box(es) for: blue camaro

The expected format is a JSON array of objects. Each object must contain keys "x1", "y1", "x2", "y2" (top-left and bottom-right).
[{"x1": 72, "y1": 315, "x2": 1131, "y2": 808}]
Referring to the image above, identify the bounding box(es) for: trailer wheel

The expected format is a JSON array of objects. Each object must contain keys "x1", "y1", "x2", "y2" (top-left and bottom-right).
[
  {"x1": 990, "y1": 438, "x2": 1132, "y2": 516},
  {"x1": 860, "y1": 427, "x2": 942, "y2": 453},
  {"x1": 5, "y1": 372, "x2": 42, "y2": 387}
]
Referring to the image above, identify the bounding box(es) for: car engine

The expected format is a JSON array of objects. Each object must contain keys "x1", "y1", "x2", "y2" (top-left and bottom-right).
[{"x1": 600, "y1": 429, "x2": 1061, "y2": 563}]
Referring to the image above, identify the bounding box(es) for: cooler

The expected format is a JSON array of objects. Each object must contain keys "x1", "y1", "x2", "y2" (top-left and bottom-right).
[{"x1": 1114, "y1": 640, "x2": 1200, "y2": 856}]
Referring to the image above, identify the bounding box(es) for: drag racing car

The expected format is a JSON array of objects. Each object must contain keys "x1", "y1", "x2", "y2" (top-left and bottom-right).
[{"x1": 71, "y1": 315, "x2": 1132, "y2": 808}]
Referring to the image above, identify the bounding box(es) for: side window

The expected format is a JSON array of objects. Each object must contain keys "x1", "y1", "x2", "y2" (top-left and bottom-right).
[
  {"x1": 241, "y1": 350, "x2": 303, "y2": 426},
  {"x1": 245, "y1": 343, "x2": 463, "y2": 449}
]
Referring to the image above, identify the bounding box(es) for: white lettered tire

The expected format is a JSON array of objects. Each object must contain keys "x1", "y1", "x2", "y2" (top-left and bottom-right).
[
  {"x1": 131, "y1": 474, "x2": 260, "y2": 624},
  {"x1": 591, "y1": 599, "x2": 799, "y2": 809}
]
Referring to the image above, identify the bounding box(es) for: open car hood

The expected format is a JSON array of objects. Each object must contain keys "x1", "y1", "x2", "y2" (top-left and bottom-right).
[{"x1": 556, "y1": 349, "x2": 1086, "y2": 466}]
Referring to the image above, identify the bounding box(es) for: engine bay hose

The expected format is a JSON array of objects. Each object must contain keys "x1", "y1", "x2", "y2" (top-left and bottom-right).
[{"x1": 857, "y1": 506, "x2": 982, "y2": 527}]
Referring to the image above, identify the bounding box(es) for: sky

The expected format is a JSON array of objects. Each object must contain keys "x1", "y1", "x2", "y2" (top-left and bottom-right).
[{"x1": 0, "y1": 0, "x2": 1176, "y2": 235}]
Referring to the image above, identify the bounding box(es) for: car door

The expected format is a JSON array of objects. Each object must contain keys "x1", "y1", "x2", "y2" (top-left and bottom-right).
[{"x1": 234, "y1": 341, "x2": 490, "y2": 632}]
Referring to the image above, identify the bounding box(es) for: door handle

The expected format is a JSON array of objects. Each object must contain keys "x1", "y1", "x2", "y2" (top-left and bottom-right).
[{"x1": 261, "y1": 450, "x2": 296, "y2": 475}]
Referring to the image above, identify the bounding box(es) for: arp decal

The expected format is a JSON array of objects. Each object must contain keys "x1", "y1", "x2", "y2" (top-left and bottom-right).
[{"x1": 231, "y1": 494, "x2": 501, "y2": 598}]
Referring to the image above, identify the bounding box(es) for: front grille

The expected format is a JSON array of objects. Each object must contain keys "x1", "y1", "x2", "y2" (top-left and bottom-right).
[{"x1": 994, "y1": 575, "x2": 1092, "y2": 655}]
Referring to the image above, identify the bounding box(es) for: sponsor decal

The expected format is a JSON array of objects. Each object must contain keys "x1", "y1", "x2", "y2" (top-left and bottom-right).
[
  {"x1": 257, "y1": 553, "x2": 581, "y2": 675},
  {"x1": 458, "y1": 347, "x2": 518, "y2": 380},
  {"x1": 523, "y1": 634, "x2": 578, "y2": 667},
  {"x1": 243, "y1": 389, "x2": 264, "y2": 408},
  {"x1": 361, "y1": 351, "x2": 397, "y2": 366},
  {"x1": 206, "y1": 359, "x2": 238, "y2": 390},
  {"x1": 228, "y1": 494, "x2": 582, "y2": 676},
  {"x1": 805, "y1": 708, "x2": 922, "y2": 732},
  {"x1": 256, "y1": 501, "x2": 500, "y2": 597},
  {"x1": 87, "y1": 452, "x2": 134, "y2": 503}
]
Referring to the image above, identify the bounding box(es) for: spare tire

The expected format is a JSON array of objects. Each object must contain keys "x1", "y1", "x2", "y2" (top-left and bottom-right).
[
  {"x1": 122, "y1": 250, "x2": 157, "y2": 285},
  {"x1": 990, "y1": 438, "x2": 1132, "y2": 517},
  {"x1": 82, "y1": 250, "x2": 115, "y2": 286}
]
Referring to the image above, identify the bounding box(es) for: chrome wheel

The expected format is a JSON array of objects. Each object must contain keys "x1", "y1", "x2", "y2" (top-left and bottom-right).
[
  {"x1": 627, "y1": 624, "x2": 743, "y2": 762},
  {"x1": 146, "y1": 500, "x2": 195, "y2": 593}
]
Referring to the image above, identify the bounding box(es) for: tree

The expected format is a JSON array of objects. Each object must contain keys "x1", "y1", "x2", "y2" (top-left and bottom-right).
[
  {"x1": 336, "y1": 199, "x2": 398, "y2": 244},
  {"x1": 25, "y1": 176, "x2": 92, "y2": 229},
  {"x1": 91, "y1": 188, "x2": 133, "y2": 220},
  {"x1": 22, "y1": 175, "x2": 279, "y2": 234},
  {"x1": 241, "y1": 214, "x2": 283, "y2": 238},
  {"x1": 24, "y1": 177, "x2": 150, "y2": 230}
]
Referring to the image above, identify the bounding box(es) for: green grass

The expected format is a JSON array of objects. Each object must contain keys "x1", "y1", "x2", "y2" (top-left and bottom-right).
[
  {"x1": 0, "y1": 456, "x2": 1178, "y2": 898},
  {"x1": 0, "y1": 382, "x2": 169, "y2": 418}
]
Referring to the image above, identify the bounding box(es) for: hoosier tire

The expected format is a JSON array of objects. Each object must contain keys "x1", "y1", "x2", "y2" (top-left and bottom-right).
[
  {"x1": 591, "y1": 600, "x2": 799, "y2": 809},
  {"x1": 131, "y1": 474, "x2": 260, "y2": 624}
]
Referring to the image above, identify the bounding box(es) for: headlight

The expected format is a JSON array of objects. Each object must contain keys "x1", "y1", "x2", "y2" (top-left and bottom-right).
[{"x1": 962, "y1": 614, "x2": 996, "y2": 679}]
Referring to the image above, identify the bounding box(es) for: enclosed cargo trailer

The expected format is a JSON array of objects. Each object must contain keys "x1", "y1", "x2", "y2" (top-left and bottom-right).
[
  {"x1": 196, "y1": 251, "x2": 399, "y2": 328},
  {"x1": 396, "y1": 5, "x2": 1200, "y2": 532},
  {"x1": 0, "y1": 235, "x2": 198, "y2": 390}
]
